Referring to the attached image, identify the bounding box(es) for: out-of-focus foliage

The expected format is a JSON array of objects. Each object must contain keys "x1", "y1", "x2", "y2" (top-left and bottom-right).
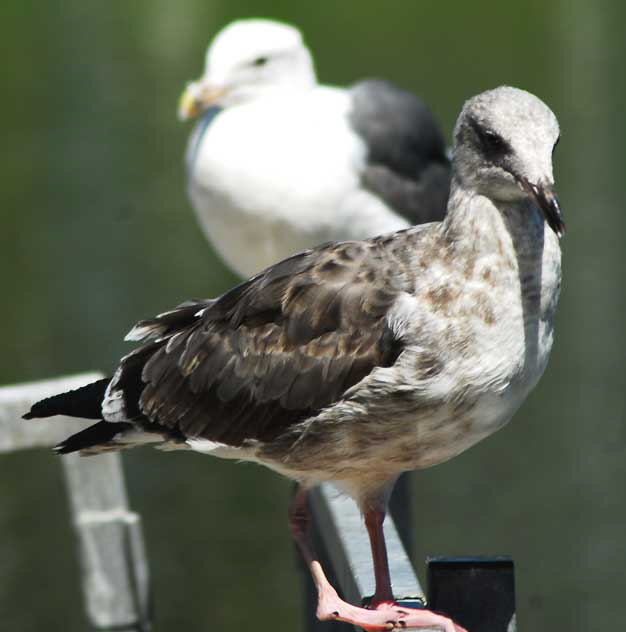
[{"x1": 1, "y1": 1, "x2": 625, "y2": 630}]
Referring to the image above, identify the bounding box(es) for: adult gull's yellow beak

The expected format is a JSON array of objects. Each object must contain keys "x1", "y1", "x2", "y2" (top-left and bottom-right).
[{"x1": 178, "y1": 80, "x2": 227, "y2": 121}]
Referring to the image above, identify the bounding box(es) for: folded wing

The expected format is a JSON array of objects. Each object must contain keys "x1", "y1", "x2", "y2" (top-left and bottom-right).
[{"x1": 110, "y1": 240, "x2": 409, "y2": 447}]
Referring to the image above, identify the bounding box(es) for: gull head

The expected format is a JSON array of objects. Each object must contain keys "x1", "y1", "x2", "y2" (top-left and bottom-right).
[
  {"x1": 179, "y1": 19, "x2": 316, "y2": 118},
  {"x1": 452, "y1": 86, "x2": 564, "y2": 237}
]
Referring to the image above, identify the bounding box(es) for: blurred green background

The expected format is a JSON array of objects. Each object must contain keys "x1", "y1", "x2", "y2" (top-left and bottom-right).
[{"x1": 1, "y1": 0, "x2": 624, "y2": 630}]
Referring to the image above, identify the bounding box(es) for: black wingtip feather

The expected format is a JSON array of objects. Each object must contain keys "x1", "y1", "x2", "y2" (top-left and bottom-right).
[
  {"x1": 54, "y1": 421, "x2": 132, "y2": 454},
  {"x1": 23, "y1": 378, "x2": 111, "y2": 420}
]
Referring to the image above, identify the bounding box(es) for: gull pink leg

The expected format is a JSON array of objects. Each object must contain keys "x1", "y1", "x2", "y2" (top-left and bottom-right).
[
  {"x1": 288, "y1": 488, "x2": 468, "y2": 631},
  {"x1": 364, "y1": 507, "x2": 394, "y2": 605}
]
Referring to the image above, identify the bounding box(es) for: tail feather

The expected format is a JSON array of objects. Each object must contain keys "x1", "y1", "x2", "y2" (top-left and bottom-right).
[
  {"x1": 23, "y1": 378, "x2": 111, "y2": 420},
  {"x1": 54, "y1": 421, "x2": 132, "y2": 454}
]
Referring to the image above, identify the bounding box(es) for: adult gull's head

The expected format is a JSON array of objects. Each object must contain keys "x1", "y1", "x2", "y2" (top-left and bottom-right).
[{"x1": 179, "y1": 19, "x2": 316, "y2": 118}]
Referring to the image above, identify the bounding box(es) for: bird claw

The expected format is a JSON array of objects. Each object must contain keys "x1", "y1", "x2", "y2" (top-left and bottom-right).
[{"x1": 318, "y1": 596, "x2": 466, "y2": 630}]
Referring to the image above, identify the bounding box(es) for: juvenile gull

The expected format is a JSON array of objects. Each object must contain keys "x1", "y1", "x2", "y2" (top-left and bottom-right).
[
  {"x1": 179, "y1": 18, "x2": 450, "y2": 278},
  {"x1": 25, "y1": 86, "x2": 564, "y2": 631}
]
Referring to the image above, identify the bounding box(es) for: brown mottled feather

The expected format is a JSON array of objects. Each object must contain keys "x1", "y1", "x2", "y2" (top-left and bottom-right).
[{"x1": 116, "y1": 239, "x2": 413, "y2": 447}]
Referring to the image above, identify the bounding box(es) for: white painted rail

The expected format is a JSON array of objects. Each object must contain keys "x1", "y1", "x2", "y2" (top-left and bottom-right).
[
  {"x1": 304, "y1": 479, "x2": 424, "y2": 631},
  {"x1": 0, "y1": 374, "x2": 151, "y2": 631}
]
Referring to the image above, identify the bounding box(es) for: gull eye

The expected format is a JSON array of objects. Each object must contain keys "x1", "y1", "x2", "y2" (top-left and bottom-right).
[
  {"x1": 251, "y1": 56, "x2": 269, "y2": 67},
  {"x1": 468, "y1": 118, "x2": 510, "y2": 158},
  {"x1": 480, "y1": 129, "x2": 508, "y2": 154}
]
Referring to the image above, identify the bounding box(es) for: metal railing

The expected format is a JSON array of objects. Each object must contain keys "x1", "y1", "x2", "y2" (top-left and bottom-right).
[
  {"x1": 306, "y1": 483, "x2": 517, "y2": 632},
  {"x1": 0, "y1": 374, "x2": 151, "y2": 632},
  {"x1": 304, "y1": 480, "x2": 425, "y2": 631}
]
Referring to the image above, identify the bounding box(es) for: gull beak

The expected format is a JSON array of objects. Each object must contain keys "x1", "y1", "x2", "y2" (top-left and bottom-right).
[
  {"x1": 178, "y1": 80, "x2": 227, "y2": 121},
  {"x1": 518, "y1": 178, "x2": 566, "y2": 238}
]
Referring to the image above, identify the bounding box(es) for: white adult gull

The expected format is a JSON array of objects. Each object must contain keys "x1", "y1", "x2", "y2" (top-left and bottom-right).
[
  {"x1": 179, "y1": 18, "x2": 451, "y2": 278},
  {"x1": 25, "y1": 86, "x2": 564, "y2": 631}
]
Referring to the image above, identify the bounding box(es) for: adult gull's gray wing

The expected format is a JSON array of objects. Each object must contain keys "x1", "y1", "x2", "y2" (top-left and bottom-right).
[{"x1": 348, "y1": 79, "x2": 451, "y2": 225}]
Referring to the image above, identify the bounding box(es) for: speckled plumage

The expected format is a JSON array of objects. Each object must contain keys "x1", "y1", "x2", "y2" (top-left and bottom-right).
[
  {"x1": 259, "y1": 193, "x2": 561, "y2": 505},
  {"x1": 27, "y1": 86, "x2": 563, "y2": 507},
  {"x1": 25, "y1": 86, "x2": 563, "y2": 631}
]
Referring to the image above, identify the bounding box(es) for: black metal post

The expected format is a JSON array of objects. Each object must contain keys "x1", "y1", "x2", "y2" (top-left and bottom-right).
[{"x1": 427, "y1": 556, "x2": 516, "y2": 632}]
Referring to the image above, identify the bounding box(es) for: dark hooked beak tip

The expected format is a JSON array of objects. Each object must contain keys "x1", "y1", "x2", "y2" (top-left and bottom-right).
[{"x1": 519, "y1": 178, "x2": 566, "y2": 238}]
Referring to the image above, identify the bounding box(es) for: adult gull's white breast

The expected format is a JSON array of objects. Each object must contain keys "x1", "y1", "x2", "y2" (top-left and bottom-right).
[{"x1": 179, "y1": 18, "x2": 451, "y2": 278}]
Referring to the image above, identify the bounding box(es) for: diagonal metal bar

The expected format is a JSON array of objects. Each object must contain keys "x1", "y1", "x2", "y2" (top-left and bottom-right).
[
  {"x1": 305, "y1": 481, "x2": 425, "y2": 631},
  {"x1": 311, "y1": 483, "x2": 424, "y2": 605}
]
